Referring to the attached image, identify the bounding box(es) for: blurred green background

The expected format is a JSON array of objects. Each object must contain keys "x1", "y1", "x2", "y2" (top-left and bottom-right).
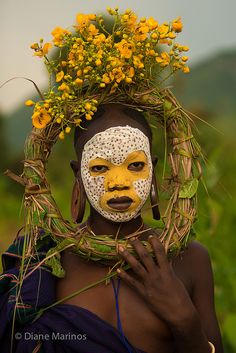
[{"x1": 0, "y1": 47, "x2": 236, "y2": 353}]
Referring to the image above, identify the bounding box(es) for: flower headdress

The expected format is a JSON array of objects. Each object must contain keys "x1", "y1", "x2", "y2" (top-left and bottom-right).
[{"x1": 11, "y1": 9, "x2": 201, "y2": 276}]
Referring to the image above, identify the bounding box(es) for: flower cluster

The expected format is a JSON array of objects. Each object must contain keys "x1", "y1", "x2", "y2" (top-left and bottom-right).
[{"x1": 27, "y1": 8, "x2": 190, "y2": 138}]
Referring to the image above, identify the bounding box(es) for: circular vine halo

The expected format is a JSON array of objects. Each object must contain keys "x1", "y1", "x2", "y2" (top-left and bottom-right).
[
  {"x1": 7, "y1": 9, "x2": 202, "y2": 275},
  {"x1": 20, "y1": 89, "x2": 201, "y2": 275}
]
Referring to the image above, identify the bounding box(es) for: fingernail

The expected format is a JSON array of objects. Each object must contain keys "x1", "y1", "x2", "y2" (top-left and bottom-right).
[
  {"x1": 130, "y1": 237, "x2": 136, "y2": 242},
  {"x1": 118, "y1": 245, "x2": 124, "y2": 252},
  {"x1": 148, "y1": 235, "x2": 154, "y2": 239},
  {"x1": 117, "y1": 268, "x2": 121, "y2": 273}
]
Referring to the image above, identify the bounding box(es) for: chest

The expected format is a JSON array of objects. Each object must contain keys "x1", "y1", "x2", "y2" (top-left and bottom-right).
[{"x1": 56, "y1": 253, "x2": 192, "y2": 353}]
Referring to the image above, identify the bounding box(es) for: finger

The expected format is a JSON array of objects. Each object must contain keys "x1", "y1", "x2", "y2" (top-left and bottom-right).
[
  {"x1": 118, "y1": 245, "x2": 147, "y2": 279},
  {"x1": 117, "y1": 268, "x2": 145, "y2": 294},
  {"x1": 129, "y1": 238, "x2": 155, "y2": 272},
  {"x1": 148, "y1": 236, "x2": 168, "y2": 268}
]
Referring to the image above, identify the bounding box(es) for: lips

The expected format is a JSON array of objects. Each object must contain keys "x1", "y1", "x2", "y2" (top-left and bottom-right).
[{"x1": 107, "y1": 196, "x2": 133, "y2": 211}]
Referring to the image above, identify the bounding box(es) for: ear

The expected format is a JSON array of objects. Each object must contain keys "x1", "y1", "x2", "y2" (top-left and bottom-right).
[
  {"x1": 70, "y1": 160, "x2": 79, "y2": 177},
  {"x1": 152, "y1": 155, "x2": 158, "y2": 169}
]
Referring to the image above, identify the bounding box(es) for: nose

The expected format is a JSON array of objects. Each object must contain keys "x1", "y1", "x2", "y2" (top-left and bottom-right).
[
  {"x1": 105, "y1": 172, "x2": 132, "y2": 192},
  {"x1": 108, "y1": 184, "x2": 129, "y2": 192}
]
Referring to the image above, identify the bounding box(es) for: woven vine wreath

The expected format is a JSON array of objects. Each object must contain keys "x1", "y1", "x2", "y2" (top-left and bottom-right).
[{"x1": 7, "y1": 9, "x2": 202, "y2": 277}]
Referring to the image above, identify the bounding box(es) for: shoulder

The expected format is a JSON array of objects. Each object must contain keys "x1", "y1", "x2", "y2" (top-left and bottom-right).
[
  {"x1": 173, "y1": 240, "x2": 214, "y2": 289},
  {"x1": 175, "y1": 240, "x2": 211, "y2": 265}
]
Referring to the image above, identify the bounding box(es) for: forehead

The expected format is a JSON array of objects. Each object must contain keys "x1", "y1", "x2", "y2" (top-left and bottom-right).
[{"x1": 82, "y1": 125, "x2": 151, "y2": 165}]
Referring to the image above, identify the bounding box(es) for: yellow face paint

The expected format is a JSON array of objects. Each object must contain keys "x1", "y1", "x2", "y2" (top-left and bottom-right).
[
  {"x1": 81, "y1": 126, "x2": 153, "y2": 222},
  {"x1": 89, "y1": 151, "x2": 149, "y2": 214}
]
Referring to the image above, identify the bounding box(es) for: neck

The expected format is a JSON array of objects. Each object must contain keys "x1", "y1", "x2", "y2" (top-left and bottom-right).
[{"x1": 87, "y1": 207, "x2": 143, "y2": 238}]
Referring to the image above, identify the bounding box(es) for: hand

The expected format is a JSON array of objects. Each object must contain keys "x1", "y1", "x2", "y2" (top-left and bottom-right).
[{"x1": 117, "y1": 236, "x2": 195, "y2": 326}]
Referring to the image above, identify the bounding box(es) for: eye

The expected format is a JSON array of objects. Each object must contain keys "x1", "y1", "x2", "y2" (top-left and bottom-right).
[
  {"x1": 90, "y1": 165, "x2": 109, "y2": 173},
  {"x1": 128, "y1": 162, "x2": 145, "y2": 171}
]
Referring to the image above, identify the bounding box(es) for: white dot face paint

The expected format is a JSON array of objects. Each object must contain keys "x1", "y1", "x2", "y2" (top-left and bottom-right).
[{"x1": 81, "y1": 126, "x2": 153, "y2": 222}]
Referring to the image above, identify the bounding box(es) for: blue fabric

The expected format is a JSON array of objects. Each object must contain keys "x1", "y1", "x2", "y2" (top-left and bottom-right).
[{"x1": 0, "y1": 237, "x2": 147, "y2": 353}]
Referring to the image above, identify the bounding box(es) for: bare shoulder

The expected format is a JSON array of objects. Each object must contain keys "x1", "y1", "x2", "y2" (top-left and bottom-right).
[
  {"x1": 174, "y1": 240, "x2": 211, "y2": 266},
  {"x1": 172, "y1": 240, "x2": 214, "y2": 292}
]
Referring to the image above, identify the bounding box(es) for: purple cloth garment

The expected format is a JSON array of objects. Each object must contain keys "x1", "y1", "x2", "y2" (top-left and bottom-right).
[{"x1": 0, "y1": 238, "x2": 147, "y2": 353}]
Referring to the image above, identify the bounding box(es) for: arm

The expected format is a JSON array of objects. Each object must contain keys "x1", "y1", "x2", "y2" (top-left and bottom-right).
[
  {"x1": 117, "y1": 237, "x2": 223, "y2": 353},
  {"x1": 177, "y1": 241, "x2": 224, "y2": 353}
]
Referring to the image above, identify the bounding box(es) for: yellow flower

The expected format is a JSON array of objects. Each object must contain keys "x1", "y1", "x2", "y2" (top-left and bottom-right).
[
  {"x1": 110, "y1": 83, "x2": 118, "y2": 94},
  {"x1": 111, "y1": 68, "x2": 125, "y2": 83},
  {"x1": 89, "y1": 14, "x2": 96, "y2": 20},
  {"x1": 125, "y1": 77, "x2": 133, "y2": 83},
  {"x1": 182, "y1": 56, "x2": 189, "y2": 62},
  {"x1": 135, "y1": 23, "x2": 149, "y2": 41},
  {"x1": 58, "y1": 83, "x2": 70, "y2": 91},
  {"x1": 182, "y1": 66, "x2": 190, "y2": 73},
  {"x1": 102, "y1": 73, "x2": 110, "y2": 84},
  {"x1": 62, "y1": 92, "x2": 69, "y2": 100},
  {"x1": 121, "y1": 11, "x2": 137, "y2": 31},
  {"x1": 85, "y1": 114, "x2": 92, "y2": 120},
  {"x1": 172, "y1": 17, "x2": 183, "y2": 33},
  {"x1": 59, "y1": 131, "x2": 65, "y2": 140},
  {"x1": 182, "y1": 46, "x2": 189, "y2": 52},
  {"x1": 75, "y1": 78, "x2": 83, "y2": 85},
  {"x1": 65, "y1": 126, "x2": 71, "y2": 134},
  {"x1": 76, "y1": 13, "x2": 95, "y2": 29},
  {"x1": 51, "y1": 27, "x2": 71, "y2": 46},
  {"x1": 95, "y1": 59, "x2": 102, "y2": 66},
  {"x1": 133, "y1": 55, "x2": 144, "y2": 69},
  {"x1": 56, "y1": 71, "x2": 64, "y2": 82},
  {"x1": 25, "y1": 100, "x2": 35, "y2": 107},
  {"x1": 107, "y1": 7, "x2": 115, "y2": 15},
  {"x1": 85, "y1": 102, "x2": 92, "y2": 110},
  {"x1": 32, "y1": 109, "x2": 51, "y2": 129},
  {"x1": 168, "y1": 32, "x2": 176, "y2": 39},
  {"x1": 147, "y1": 49, "x2": 155, "y2": 56},
  {"x1": 74, "y1": 118, "x2": 82, "y2": 126},
  {"x1": 115, "y1": 39, "x2": 135, "y2": 59},
  {"x1": 156, "y1": 52, "x2": 170, "y2": 67},
  {"x1": 34, "y1": 42, "x2": 52, "y2": 57},
  {"x1": 147, "y1": 17, "x2": 158, "y2": 30},
  {"x1": 93, "y1": 34, "x2": 106, "y2": 45},
  {"x1": 158, "y1": 23, "x2": 169, "y2": 38},
  {"x1": 43, "y1": 43, "x2": 52, "y2": 55},
  {"x1": 88, "y1": 24, "x2": 98, "y2": 36},
  {"x1": 127, "y1": 66, "x2": 135, "y2": 78},
  {"x1": 30, "y1": 43, "x2": 38, "y2": 50}
]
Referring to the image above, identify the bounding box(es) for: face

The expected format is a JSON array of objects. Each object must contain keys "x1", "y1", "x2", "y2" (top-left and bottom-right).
[{"x1": 81, "y1": 125, "x2": 153, "y2": 222}]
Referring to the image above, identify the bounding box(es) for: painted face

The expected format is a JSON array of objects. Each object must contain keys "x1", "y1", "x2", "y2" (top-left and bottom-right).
[{"x1": 81, "y1": 126, "x2": 153, "y2": 222}]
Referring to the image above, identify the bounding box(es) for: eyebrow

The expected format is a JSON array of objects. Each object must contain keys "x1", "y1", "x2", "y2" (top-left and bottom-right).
[{"x1": 124, "y1": 151, "x2": 147, "y2": 164}]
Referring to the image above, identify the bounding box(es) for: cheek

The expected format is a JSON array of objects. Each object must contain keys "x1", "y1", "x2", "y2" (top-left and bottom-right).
[
  {"x1": 133, "y1": 178, "x2": 152, "y2": 199},
  {"x1": 83, "y1": 172, "x2": 105, "y2": 202}
]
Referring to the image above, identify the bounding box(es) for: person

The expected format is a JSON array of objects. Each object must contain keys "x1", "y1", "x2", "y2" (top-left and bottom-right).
[
  {"x1": 0, "y1": 9, "x2": 224, "y2": 353},
  {"x1": 0, "y1": 104, "x2": 224, "y2": 353}
]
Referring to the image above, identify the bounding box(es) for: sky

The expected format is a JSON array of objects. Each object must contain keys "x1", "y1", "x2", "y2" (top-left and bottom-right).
[{"x1": 0, "y1": 0, "x2": 235, "y2": 115}]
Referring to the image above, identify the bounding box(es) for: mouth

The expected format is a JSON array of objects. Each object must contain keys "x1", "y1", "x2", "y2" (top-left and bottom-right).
[{"x1": 107, "y1": 196, "x2": 133, "y2": 211}]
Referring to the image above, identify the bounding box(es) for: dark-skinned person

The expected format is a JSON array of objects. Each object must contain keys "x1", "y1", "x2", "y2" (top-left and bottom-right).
[{"x1": 0, "y1": 9, "x2": 224, "y2": 353}]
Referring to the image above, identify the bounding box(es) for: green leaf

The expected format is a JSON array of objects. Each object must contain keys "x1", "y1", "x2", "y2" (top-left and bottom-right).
[
  {"x1": 45, "y1": 252, "x2": 65, "y2": 278},
  {"x1": 44, "y1": 238, "x2": 76, "y2": 278},
  {"x1": 164, "y1": 100, "x2": 172, "y2": 111},
  {"x1": 93, "y1": 243, "x2": 112, "y2": 253},
  {"x1": 179, "y1": 178, "x2": 199, "y2": 198},
  {"x1": 32, "y1": 209, "x2": 46, "y2": 226}
]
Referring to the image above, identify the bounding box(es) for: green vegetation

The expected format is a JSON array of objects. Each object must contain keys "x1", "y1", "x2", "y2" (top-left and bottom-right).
[{"x1": 1, "y1": 49, "x2": 236, "y2": 351}]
